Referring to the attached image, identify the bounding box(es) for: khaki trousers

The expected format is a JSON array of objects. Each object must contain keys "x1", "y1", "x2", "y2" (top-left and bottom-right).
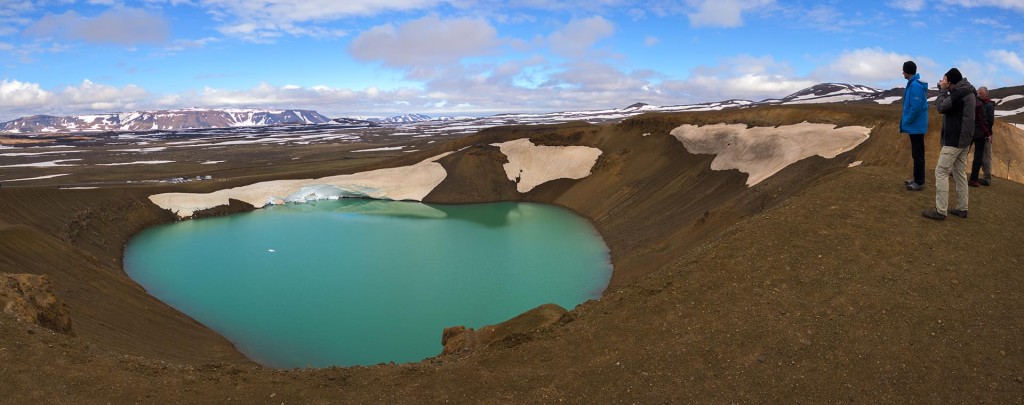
[{"x1": 935, "y1": 146, "x2": 969, "y2": 215}]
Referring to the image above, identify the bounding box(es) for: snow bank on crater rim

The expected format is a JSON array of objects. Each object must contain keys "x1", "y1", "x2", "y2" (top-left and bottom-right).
[
  {"x1": 150, "y1": 153, "x2": 454, "y2": 218},
  {"x1": 150, "y1": 141, "x2": 605, "y2": 218},
  {"x1": 670, "y1": 122, "x2": 872, "y2": 186},
  {"x1": 491, "y1": 138, "x2": 603, "y2": 193}
]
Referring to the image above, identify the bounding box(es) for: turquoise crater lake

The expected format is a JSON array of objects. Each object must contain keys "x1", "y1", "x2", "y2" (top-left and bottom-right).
[{"x1": 124, "y1": 199, "x2": 612, "y2": 368}]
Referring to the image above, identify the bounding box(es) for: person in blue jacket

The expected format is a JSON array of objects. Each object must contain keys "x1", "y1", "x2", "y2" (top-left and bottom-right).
[{"x1": 900, "y1": 61, "x2": 929, "y2": 191}]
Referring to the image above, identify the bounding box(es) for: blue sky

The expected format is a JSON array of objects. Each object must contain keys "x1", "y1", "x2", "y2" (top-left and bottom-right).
[{"x1": 1, "y1": 0, "x2": 1023, "y2": 121}]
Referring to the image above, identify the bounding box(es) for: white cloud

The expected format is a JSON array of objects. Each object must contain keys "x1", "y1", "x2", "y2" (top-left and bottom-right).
[
  {"x1": 548, "y1": 16, "x2": 615, "y2": 57},
  {"x1": 59, "y1": 80, "x2": 149, "y2": 109},
  {"x1": 0, "y1": 79, "x2": 54, "y2": 110},
  {"x1": 988, "y1": 50, "x2": 1024, "y2": 74},
  {"x1": 0, "y1": 42, "x2": 13, "y2": 51},
  {"x1": 888, "y1": 0, "x2": 926, "y2": 12},
  {"x1": 971, "y1": 17, "x2": 1010, "y2": 29},
  {"x1": 644, "y1": 35, "x2": 659, "y2": 46},
  {"x1": 198, "y1": 0, "x2": 447, "y2": 40},
  {"x1": 0, "y1": 79, "x2": 152, "y2": 120},
  {"x1": 163, "y1": 37, "x2": 219, "y2": 53},
  {"x1": 940, "y1": 0, "x2": 1024, "y2": 12},
  {"x1": 687, "y1": 0, "x2": 775, "y2": 28},
  {"x1": 818, "y1": 48, "x2": 916, "y2": 82},
  {"x1": 23, "y1": 7, "x2": 170, "y2": 45},
  {"x1": 955, "y1": 58, "x2": 1000, "y2": 88},
  {"x1": 348, "y1": 15, "x2": 501, "y2": 67},
  {"x1": 662, "y1": 55, "x2": 816, "y2": 101}
]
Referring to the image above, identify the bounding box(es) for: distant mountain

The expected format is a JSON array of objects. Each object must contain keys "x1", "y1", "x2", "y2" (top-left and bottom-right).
[
  {"x1": 762, "y1": 83, "x2": 885, "y2": 105},
  {"x1": 338, "y1": 114, "x2": 457, "y2": 125},
  {"x1": 0, "y1": 109, "x2": 331, "y2": 134},
  {"x1": 4, "y1": 83, "x2": 1021, "y2": 136}
]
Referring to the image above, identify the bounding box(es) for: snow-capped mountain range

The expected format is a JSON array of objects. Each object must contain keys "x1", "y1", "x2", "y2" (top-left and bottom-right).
[
  {"x1": 2, "y1": 83, "x2": 1021, "y2": 135},
  {"x1": 0, "y1": 108, "x2": 331, "y2": 134}
]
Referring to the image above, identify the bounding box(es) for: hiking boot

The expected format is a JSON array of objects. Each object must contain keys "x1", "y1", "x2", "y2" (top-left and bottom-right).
[
  {"x1": 906, "y1": 182, "x2": 924, "y2": 191},
  {"x1": 921, "y1": 210, "x2": 946, "y2": 220},
  {"x1": 969, "y1": 180, "x2": 980, "y2": 187},
  {"x1": 949, "y1": 208, "x2": 968, "y2": 218},
  {"x1": 905, "y1": 179, "x2": 914, "y2": 186},
  {"x1": 979, "y1": 178, "x2": 991, "y2": 186}
]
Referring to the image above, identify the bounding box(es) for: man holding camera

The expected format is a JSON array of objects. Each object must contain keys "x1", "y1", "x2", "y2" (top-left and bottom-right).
[{"x1": 923, "y1": 68, "x2": 975, "y2": 220}]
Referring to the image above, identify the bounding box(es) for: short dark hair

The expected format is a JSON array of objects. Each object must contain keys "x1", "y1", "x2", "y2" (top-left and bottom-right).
[{"x1": 903, "y1": 61, "x2": 917, "y2": 75}]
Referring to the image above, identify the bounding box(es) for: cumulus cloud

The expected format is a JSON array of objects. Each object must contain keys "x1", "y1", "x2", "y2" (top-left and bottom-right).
[
  {"x1": 0, "y1": 79, "x2": 54, "y2": 110},
  {"x1": 662, "y1": 55, "x2": 816, "y2": 101},
  {"x1": 687, "y1": 0, "x2": 775, "y2": 28},
  {"x1": 0, "y1": 79, "x2": 152, "y2": 120},
  {"x1": 348, "y1": 15, "x2": 501, "y2": 67},
  {"x1": 548, "y1": 16, "x2": 615, "y2": 57},
  {"x1": 817, "y1": 48, "x2": 917, "y2": 82},
  {"x1": 23, "y1": 7, "x2": 170, "y2": 45},
  {"x1": 988, "y1": 50, "x2": 1024, "y2": 74},
  {"x1": 59, "y1": 80, "x2": 149, "y2": 110}
]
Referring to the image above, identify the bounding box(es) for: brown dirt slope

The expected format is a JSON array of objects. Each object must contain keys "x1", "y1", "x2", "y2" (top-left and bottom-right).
[
  {"x1": 0, "y1": 188, "x2": 250, "y2": 364},
  {"x1": 2, "y1": 104, "x2": 1024, "y2": 402}
]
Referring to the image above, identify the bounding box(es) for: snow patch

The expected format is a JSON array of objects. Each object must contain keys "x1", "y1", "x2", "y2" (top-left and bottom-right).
[
  {"x1": 874, "y1": 96, "x2": 902, "y2": 105},
  {"x1": 0, "y1": 159, "x2": 82, "y2": 168},
  {"x1": 998, "y1": 95, "x2": 1022, "y2": 104},
  {"x1": 996, "y1": 105, "x2": 1024, "y2": 117},
  {"x1": 352, "y1": 146, "x2": 405, "y2": 152},
  {"x1": 96, "y1": 160, "x2": 175, "y2": 166},
  {"x1": 4, "y1": 174, "x2": 70, "y2": 182},
  {"x1": 112, "y1": 147, "x2": 168, "y2": 153},
  {"x1": 0, "y1": 150, "x2": 82, "y2": 157},
  {"x1": 490, "y1": 138, "x2": 603, "y2": 193},
  {"x1": 670, "y1": 122, "x2": 872, "y2": 186},
  {"x1": 149, "y1": 152, "x2": 454, "y2": 218}
]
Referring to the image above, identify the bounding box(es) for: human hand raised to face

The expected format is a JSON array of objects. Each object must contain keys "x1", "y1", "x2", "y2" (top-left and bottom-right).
[{"x1": 938, "y1": 76, "x2": 949, "y2": 90}]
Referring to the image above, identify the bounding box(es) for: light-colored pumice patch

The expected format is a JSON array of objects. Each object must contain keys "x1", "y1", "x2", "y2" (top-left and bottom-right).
[
  {"x1": 670, "y1": 122, "x2": 871, "y2": 186},
  {"x1": 150, "y1": 152, "x2": 453, "y2": 218},
  {"x1": 491, "y1": 138, "x2": 603, "y2": 193}
]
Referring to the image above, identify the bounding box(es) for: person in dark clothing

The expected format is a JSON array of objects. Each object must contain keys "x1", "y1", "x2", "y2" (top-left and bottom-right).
[
  {"x1": 967, "y1": 86, "x2": 994, "y2": 186},
  {"x1": 971, "y1": 86, "x2": 996, "y2": 186},
  {"x1": 900, "y1": 61, "x2": 929, "y2": 191},
  {"x1": 923, "y1": 68, "x2": 975, "y2": 220}
]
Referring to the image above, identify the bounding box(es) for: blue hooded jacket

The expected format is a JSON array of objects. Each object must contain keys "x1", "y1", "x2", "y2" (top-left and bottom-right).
[{"x1": 900, "y1": 73, "x2": 929, "y2": 134}]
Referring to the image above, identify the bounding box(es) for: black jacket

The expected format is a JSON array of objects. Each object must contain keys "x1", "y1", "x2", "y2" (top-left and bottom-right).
[
  {"x1": 980, "y1": 98, "x2": 995, "y2": 137},
  {"x1": 935, "y1": 78, "x2": 976, "y2": 148}
]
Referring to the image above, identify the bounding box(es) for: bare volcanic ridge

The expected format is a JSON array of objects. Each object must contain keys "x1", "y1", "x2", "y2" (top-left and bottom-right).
[{"x1": 1, "y1": 104, "x2": 1024, "y2": 403}]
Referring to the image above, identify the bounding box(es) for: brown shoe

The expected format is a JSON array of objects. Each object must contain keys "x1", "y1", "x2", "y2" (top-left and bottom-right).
[{"x1": 921, "y1": 210, "x2": 946, "y2": 220}]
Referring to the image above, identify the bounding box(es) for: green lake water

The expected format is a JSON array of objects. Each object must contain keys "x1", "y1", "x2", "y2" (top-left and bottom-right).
[{"x1": 123, "y1": 199, "x2": 612, "y2": 368}]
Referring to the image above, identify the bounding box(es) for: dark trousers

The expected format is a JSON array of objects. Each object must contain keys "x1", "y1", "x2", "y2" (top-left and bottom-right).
[
  {"x1": 909, "y1": 134, "x2": 925, "y2": 185},
  {"x1": 970, "y1": 137, "x2": 987, "y2": 181}
]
